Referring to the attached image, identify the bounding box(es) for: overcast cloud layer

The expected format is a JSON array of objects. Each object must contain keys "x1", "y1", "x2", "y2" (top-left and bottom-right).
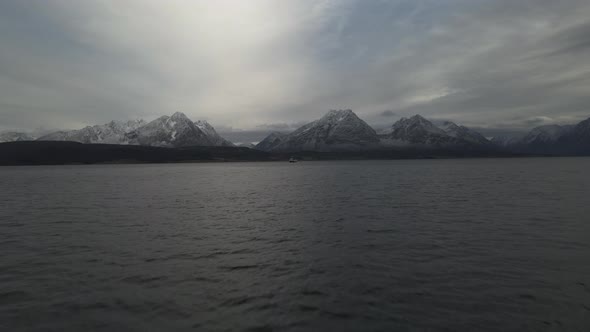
[{"x1": 1, "y1": 0, "x2": 590, "y2": 140}]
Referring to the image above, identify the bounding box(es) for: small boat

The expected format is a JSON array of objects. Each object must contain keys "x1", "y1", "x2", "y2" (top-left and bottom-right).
[{"x1": 289, "y1": 157, "x2": 298, "y2": 163}]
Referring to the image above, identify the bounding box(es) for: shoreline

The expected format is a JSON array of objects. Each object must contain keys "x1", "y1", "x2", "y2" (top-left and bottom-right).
[{"x1": 1, "y1": 141, "x2": 586, "y2": 166}]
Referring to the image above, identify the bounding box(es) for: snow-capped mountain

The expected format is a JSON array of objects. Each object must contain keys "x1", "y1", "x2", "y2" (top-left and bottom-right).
[
  {"x1": 38, "y1": 119, "x2": 146, "y2": 144},
  {"x1": 256, "y1": 113, "x2": 492, "y2": 152},
  {"x1": 440, "y1": 121, "x2": 491, "y2": 146},
  {"x1": 126, "y1": 112, "x2": 213, "y2": 147},
  {"x1": 492, "y1": 118, "x2": 590, "y2": 155},
  {"x1": 35, "y1": 113, "x2": 233, "y2": 148},
  {"x1": 0, "y1": 132, "x2": 36, "y2": 143},
  {"x1": 533, "y1": 119, "x2": 590, "y2": 154},
  {"x1": 255, "y1": 132, "x2": 287, "y2": 151},
  {"x1": 6, "y1": 110, "x2": 589, "y2": 155},
  {"x1": 381, "y1": 115, "x2": 451, "y2": 144},
  {"x1": 194, "y1": 120, "x2": 234, "y2": 147},
  {"x1": 380, "y1": 115, "x2": 458, "y2": 146},
  {"x1": 379, "y1": 115, "x2": 494, "y2": 149},
  {"x1": 269, "y1": 110, "x2": 380, "y2": 152},
  {"x1": 520, "y1": 125, "x2": 573, "y2": 145},
  {"x1": 491, "y1": 124, "x2": 574, "y2": 151}
]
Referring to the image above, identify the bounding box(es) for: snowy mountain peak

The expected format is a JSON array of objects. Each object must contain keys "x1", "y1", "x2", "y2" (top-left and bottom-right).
[
  {"x1": 408, "y1": 114, "x2": 429, "y2": 123},
  {"x1": 170, "y1": 112, "x2": 190, "y2": 120},
  {"x1": 128, "y1": 113, "x2": 212, "y2": 147},
  {"x1": 322, "y1": 109, "x2": 355, "y2": 121},
  {"x1": 269, "y1": 109, "x2": 379, "y2": 152},
  {"x1": 439, "y1": 121, "x2": 490, "y2": 145},
  {"x1": 386, "y1": 115, "x2": 446, "y2": 138},
  {"x1": 322, "y1": 109, "x2": 364, "y2": 122},
  {"x1": 164, "y1": 112, "x2": 193, "y2": 128},
  {"x1": 381, "y1": 116, "x2": 491, "y2": 147}
]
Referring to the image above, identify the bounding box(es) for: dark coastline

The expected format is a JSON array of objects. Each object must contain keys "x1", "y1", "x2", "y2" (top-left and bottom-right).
[{"x1": 0, "y1": 141, "x2": 575, "y2": 166}]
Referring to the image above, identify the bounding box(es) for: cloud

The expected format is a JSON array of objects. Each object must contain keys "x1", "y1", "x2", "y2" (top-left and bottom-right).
[
  {"x1": 380, "y1": 110, "x2": 397, "y2": 117},
  {"x1": 523, "y1": 116, "x2": 556, "y2": 127},
  {"x1": 1, "y1": 0, "x2": 590, "y2": 139},
  {"x1": 256, "y1": 123, "x2": 292, "y2": 131}
]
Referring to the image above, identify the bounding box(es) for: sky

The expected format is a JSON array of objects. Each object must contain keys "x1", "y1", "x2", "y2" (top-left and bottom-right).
[{"x1": 1, "y1": 0, "x2": 590, "y2": 141}]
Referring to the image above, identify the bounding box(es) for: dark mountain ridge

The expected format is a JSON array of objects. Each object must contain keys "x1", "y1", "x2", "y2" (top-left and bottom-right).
[{"x1": 3, "y1": 110, "x2": 589, "y2": 158}]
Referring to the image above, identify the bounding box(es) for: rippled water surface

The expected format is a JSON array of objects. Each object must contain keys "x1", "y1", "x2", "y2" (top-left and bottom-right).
[{"x1": 1, "y1": 158, "x2": 590, "y2": 331}]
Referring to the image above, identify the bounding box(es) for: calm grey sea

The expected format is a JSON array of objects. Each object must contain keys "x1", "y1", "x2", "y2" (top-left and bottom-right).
[{"x1": 1, "y1": 158, "x2": 589, "y2": 331}]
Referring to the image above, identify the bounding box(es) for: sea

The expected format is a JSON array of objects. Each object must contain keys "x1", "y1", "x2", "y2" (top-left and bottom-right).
[{"x1": 1, "y1": 158, "x2": 589, "y2": 331}]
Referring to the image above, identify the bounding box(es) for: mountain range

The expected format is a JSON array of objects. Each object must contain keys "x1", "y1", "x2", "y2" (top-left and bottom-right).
[
  {"x1": 377, "y1": 115, "x2": 492, "y2": 149},
  {"x1": 255, "y1": 111, "x2": 499, "y2": 153},
  {"x1": 0, "y1": 132, "x2": 36, "y2": 143},
  {"x1": 1, "y1": 112, "x2": 234, "y2": 148},
  {"x1": 265, "y1": 110, "x2": 380, "y2": 152},
  {"x1": 491, "y1": 119, "x2": 590, "y2": 155},
  {"x1": 38, "y1": 119, "x2": 147, "y2": 145},
  {"x1": 2, "y1": 110, "x2": 589, "y2": 156},
  {"x1": 254, "y1": 110, "x2": 589, "y2": 155}
]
